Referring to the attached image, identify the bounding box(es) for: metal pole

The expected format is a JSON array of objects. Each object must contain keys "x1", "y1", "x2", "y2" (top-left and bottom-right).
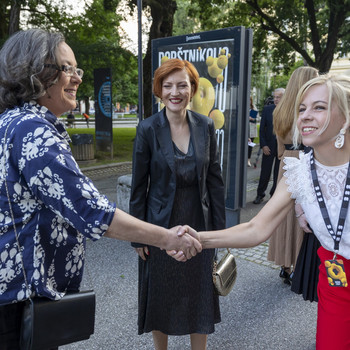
[{"x1": 137, "y1": 0, "x2": 143, "y2": 122}]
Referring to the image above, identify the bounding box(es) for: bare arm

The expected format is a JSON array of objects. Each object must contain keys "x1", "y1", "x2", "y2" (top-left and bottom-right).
[
  {"x1": 276, "y1": 135, "x2": 285, "y2": 160},
  {"x1": 105, "y1": 208, "x2": 202, "y2": 259},
  {"x1": 199, "y1": 177, "x2": 293, "y2": 249}
]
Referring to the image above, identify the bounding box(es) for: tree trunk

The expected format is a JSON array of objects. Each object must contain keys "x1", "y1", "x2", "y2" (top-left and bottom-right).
[
  {"x1": 143, "y1": 0, "x2": 177, "y2": 118},
  {"x1": 8, "y1": 0, "x2": 21, "y2": 35},
  {"x1": 0, "y1": 1, "x2": 10, "y2": 41},
  {"x1": 84, "y1": 96, "x2": 90, "y2": 114},
  {"x1": 317, "y1": 54, "x2": 334, "y2": 74}
]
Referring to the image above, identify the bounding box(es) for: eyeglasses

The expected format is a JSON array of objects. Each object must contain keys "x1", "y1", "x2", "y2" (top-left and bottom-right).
[{"x1": 44, "y1": 64, "x2": 84, "y2": 78}]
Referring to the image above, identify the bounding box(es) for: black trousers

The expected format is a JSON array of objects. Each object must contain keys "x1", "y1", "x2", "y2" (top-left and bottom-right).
[
  {"x1": 248, "y1": 138, "x2": 255, "y2": 159},
  {"x1": 256, "y1": 150, "x2": 280, "y2": 197},
  {"x1": 0, "y1": 302, "x2": 58, "y2": 350}
]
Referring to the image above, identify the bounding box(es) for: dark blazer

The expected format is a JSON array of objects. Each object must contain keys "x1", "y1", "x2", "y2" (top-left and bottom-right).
[
  {"x1": 259, "y1": 104, "x2": 276, "y2": 150},
  {"x1": 129, "y1": 109, "x2": 225, "y2": 247}
]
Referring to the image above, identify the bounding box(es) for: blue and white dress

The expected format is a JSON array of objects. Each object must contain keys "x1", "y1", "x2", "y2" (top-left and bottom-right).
[{"x1": 0, "y1": 102, "x2": 116, "y2": 305}]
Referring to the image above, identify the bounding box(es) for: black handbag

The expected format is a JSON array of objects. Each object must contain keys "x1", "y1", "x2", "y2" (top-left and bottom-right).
[
  {"x1": 2, "y1": 117, "x2": 96, "y2": 350},
  {"x1": 20, "y1": 291, "x2": 96, "y2": 350}
]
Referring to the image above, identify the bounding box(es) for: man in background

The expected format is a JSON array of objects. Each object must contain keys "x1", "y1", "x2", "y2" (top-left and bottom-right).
[
  {"x1": 253, "y1": 88, "x2": 285, "y2": 204},
  {"x1": 83, "y1": 112, "x2": 90, "y2": 128}
]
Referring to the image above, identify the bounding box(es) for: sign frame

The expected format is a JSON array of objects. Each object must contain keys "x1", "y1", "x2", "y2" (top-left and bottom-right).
[{"x1": 94, "y1": 68, "x2": 113, "y2": 155}]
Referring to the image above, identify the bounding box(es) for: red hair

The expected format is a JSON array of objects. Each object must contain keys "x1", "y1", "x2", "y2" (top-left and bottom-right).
[{"x1": 152, "y1": 59, "x2": 199, "y2": 98}]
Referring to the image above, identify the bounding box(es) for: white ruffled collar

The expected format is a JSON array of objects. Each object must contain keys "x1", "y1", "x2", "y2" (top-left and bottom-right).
[{"x1": 283, "y1": 151, "x2": 315, "y2": 204}]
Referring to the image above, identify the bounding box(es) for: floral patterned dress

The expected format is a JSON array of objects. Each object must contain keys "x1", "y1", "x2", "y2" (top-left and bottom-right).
[{"x1": 0, "y1": 102, "x2": 116, "y2": 305}]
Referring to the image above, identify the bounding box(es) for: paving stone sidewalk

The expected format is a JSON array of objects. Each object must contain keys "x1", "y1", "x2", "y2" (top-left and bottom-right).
[{"x1": 82, "y1": 161, "x2": 133, "y2": 180}]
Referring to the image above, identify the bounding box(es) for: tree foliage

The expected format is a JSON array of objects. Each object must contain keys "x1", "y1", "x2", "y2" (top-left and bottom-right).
[
  {"x1": 128, "y1": 0, "x2": 177, "y2": 117},
  {"x1": 0, "y1": 0, "x2": 138, "y2": 108},
  {"x1": 173, "y1": 0, "x2": 200, "y2": 36},
  {"x1": 3, "y1": 0, "x2": 350, "y2": 114},
  {"x1": 63, "y1": 0, "x2": 138, "y2": 107},
  {"x1": 188, "y1": 0, "x2": 350, "y2": 74}
]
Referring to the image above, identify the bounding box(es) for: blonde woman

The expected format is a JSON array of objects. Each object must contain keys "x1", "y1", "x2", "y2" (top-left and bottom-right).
[
  {"x1": 268, "y1": 66, "x2": 318, "y2": 287},
  {"x1": 183, "y1": 74, "x2": 350, "y2": 349}
]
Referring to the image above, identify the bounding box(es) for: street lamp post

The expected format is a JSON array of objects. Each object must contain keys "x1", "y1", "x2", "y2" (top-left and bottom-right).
[{"x1": 137, "y1": 0, "x2": 143, "y2": 123}]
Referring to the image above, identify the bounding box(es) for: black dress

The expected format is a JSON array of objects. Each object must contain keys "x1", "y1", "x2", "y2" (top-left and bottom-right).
[
  {"x1": 291, "y1": 231, "x2": 321, "y2": 302},
  {"x1": 137, "y1": 139, "x2": 221, "y2": 335}
]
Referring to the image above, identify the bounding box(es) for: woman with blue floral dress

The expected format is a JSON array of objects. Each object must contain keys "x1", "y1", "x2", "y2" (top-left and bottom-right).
[{"x1": 0, "y1": 29, "x2": 200, "y2": 349}]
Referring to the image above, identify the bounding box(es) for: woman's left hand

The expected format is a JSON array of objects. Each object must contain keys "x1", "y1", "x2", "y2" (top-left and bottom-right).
[
  {"x1": 135, "y1": 246, "x2": 149, "y2": 261},
  {"x1": 295, "y1": 203, "x2": 312, "y2": 233},
  {"x1": 166, "y1": 249, "x2": 187, "y2": 262}
]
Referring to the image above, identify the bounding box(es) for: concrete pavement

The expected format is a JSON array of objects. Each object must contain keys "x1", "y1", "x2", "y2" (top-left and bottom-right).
[{"x1": 62, "y1": 149, "x2": 318, "y2": 350}]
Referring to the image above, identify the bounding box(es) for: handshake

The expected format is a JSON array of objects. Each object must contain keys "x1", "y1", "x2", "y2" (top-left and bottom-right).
[{"x1": 135, "y1": 225, "x2": 202, "y2": 262}]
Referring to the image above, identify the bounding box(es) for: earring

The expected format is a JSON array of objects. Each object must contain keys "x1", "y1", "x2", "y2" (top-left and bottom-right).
[{"x1": 335, "y1": 128, "x2": 346, "y2": 149}]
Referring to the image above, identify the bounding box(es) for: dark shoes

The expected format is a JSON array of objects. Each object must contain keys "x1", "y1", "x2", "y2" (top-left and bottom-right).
[
  {"x1": 253, "y1": 195, "x2": 264, "y2": 204},
  {"x1": 289, "y1": 271, "x2": 294, "y2": 283},
  {"x1": 279, "y1": 267, "x2": 293, "y2": 285}
]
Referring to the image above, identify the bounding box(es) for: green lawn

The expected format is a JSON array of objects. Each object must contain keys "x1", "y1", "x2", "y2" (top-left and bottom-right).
[
  {"x1": 67, "y1": 128, "x2": 136, "y2": 167},
  {"x1": 67, "y1": 123, "x2": 259, "y2": 168}
]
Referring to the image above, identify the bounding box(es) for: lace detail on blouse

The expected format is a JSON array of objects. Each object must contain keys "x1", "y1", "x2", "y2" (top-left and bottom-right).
[{"x1": 283, "y1": 151, "x2": 350, "y2": 259}]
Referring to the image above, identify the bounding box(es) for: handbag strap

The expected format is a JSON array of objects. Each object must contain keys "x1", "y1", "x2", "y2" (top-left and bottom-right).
[
  {"x1": 214, "y1": 248, "x2": 231, "y2": 261},
  {"x1": 2, "y1": 116, "x2": 32, "y2": 298}
]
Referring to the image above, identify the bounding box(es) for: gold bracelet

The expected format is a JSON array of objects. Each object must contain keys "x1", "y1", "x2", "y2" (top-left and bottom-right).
[{"x1": 295, "y1": 212, "x2": 304, "y2": 218}]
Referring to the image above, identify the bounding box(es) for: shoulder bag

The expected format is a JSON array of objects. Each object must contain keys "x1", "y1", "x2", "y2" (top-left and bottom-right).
[{"x1": 213, "y1": 248, "x2": 237, "y2": 296}]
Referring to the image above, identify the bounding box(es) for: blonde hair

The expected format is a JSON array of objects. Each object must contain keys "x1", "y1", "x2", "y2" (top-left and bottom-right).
[
  {"x1": 293, "y1": 74, "x2": 350, "y2": 147},
  {"x1": 273, "y1": 66, "x2": 318, "y2": 139}
]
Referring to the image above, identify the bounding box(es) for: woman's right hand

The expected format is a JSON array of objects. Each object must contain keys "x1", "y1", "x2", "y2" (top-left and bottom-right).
[
  {"x1": 295, "y1": 203, "x2": 312, "y2": 233},
  {"x1": 135, "y1": 246, "x2": 149, "y2": 261},
  {"x1": 262, "y1": 146, "x2": 271, "y2": 155},
  {"x1": 296, "y1": 214, "x2": 313, "y2": 233}
]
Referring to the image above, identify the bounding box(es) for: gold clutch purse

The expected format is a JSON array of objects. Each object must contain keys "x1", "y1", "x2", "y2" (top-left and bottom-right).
[{"x1": 213, "y1": 248, "x2": 237, "y2": 296}]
